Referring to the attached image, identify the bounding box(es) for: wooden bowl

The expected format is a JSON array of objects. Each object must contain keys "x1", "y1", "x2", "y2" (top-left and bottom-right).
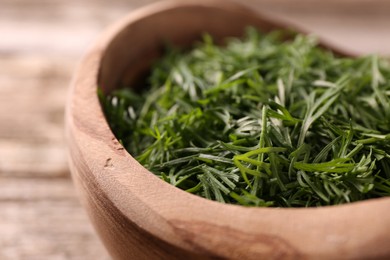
[{"x1": 66, "y1": 1, "x2": 390, "y2": 259}]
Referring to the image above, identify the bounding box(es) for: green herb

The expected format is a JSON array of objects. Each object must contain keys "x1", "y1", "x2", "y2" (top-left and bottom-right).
[{"x1": 100, "y1": 28, "x2": 390, "y2": 207}]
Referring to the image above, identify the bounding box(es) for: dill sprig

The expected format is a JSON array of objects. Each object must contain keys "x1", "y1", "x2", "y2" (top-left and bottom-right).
[{"x1": 100, "y1": 28, "x2": 390, "y2": 207}]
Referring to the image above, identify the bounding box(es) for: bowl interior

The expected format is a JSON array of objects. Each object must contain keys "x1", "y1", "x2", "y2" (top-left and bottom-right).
[{"x1": 98, "y1": 2, "x2": 282, "y2": 94}]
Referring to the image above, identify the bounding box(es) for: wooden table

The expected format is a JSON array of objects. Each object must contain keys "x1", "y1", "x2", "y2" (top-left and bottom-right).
[{"x1": 1, "y1": 0, "x2": 389, "y2": 259}]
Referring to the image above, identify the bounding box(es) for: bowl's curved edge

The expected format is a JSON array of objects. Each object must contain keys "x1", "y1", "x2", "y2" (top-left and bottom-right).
[{"x1": 66, "y1": 1, "x2": 390, "y2": 259}]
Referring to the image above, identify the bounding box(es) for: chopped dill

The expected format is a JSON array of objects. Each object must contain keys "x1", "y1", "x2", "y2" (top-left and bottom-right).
[{"x1": 100, "y1": 28, "x2": 390, "y2": 207}]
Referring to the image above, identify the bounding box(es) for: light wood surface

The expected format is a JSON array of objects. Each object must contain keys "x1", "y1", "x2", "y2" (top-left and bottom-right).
[
  {"x1": 2, "y1": 0, "x2": 390, "y2": 259},
  {"x1": 67, "y1": 1, "x2": 390, "y2": 259}
]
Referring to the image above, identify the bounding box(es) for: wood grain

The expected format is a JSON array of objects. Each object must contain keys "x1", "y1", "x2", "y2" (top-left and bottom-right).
[
  {"x1": 0, "y1": 179, "x2": 108, "y2": 260},
  {"x1": 3, "y1": 0, "x2": 390, "y2": 259},
  {"x1": 67, "y1": 1, "x2": 390, "y2": 259},
  {"x1": 0, "y1": 54, "x2": 111, "y2": 260}
]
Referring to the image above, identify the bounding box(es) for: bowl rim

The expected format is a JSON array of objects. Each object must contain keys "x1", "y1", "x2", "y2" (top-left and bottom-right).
[{"x1": 66, "y1": 0, "x2": 390, "y2": 258}]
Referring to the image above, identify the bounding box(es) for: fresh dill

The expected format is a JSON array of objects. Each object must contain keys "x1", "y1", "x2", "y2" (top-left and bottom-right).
[{"x1": 100, "y1": 28, "x2": 390, "y2": 207}]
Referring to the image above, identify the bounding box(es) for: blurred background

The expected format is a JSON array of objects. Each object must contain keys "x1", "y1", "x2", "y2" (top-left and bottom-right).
[{"x1": 1, "y1": 0, "x2": 390, "y2": 259}]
